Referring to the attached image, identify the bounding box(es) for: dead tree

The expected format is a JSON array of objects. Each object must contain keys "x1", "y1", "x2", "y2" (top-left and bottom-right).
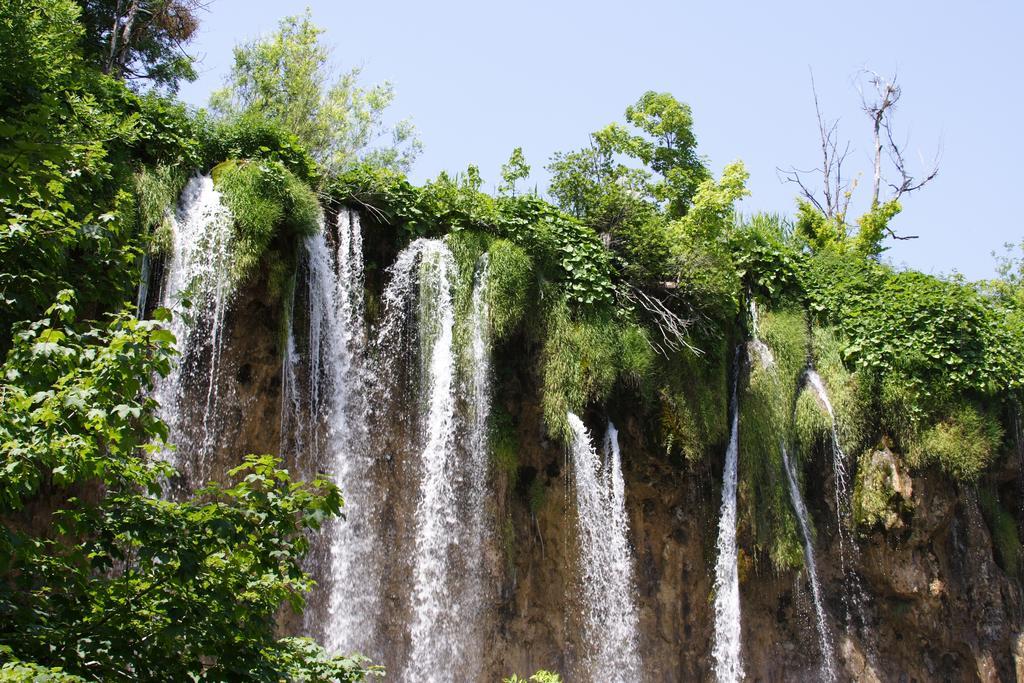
[{"x1": 779, "y1": 68, "x2": 941, "y2": 242}]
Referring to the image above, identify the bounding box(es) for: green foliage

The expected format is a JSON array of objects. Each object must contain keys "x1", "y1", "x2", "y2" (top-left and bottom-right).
[
  {"x1": 598, "y1": 91, "x2": 710, "y2": 216},
  {"x1": 730, "y1": 213, "x2": 803, "y2": 306},
  {"x1": 907, "y1": 404, "x2": 1003, "y2": 481},
  {"x1": 671, "y1": 161, "x2": 749, "y2": 242},
  {"x1": 794, "y1": 199, "x2": 847, "y2": 254},
  {"x1": 216, "y1": 159, "x2": 320, "y2": 287},
  {"x1": 803, "y1": 251, "x2": 1024, "y2": 434},
  {"x1": 547, "y1": 142, "x2": 654, "y2": 234},
  {"x1": 806, "y1": 326, "x2": 872, "y2": 457},
  {"x1": 331, "y1": 163, "x2": 615, "y2": 308},
  {"x1": 738, "y1": 308, "x2": 809, "y2": 571},
  {"x1": 0, "y1": 651, "x2": 85, "y2": 682},
  {"x1": 611, "y1": 212, "x2": 673, "y2": 283},
  {"x1": 738, "y1": 354, "x2": 803, "y2": 571},
  {"x1": 853, "y1": 200, "x2": 902, "y2": 258},
  {"x1": 0, "y1": 296, "x2": 377, "y2": 681},
  {"x1": 794, "y1": 194, "x2": 903, "y2": 260},
  {"x1": 0, "y1": 291, "x2": 172, "y2": 508},
  {"x1": 499, "y1": 147, "x2": 531, "y2": 197},
  {"x1": 77, "y1": 0, "x2": 201, "y2": 92},
  {"x1": 852, "y1": 448, "x2": 912, "y2": 532},
  {"x1": 664, "y1": 163, "x2": 751, "y2": 324},
  {"x1": 541, "y1": 304, "x2": 654, "y2": 440},
  {"x1": 657, "y1": 344, "x2": 729, "y2": 462},
  {"x1": 134, "y1": 164, "x2": 187, "y2": 256},
  {"x1": 210, "y1": 10, "x2": 421, "y2": 173},
  {"x1": 504, "y1": 672, "x2": 562, "y2": 683},
  {"x1": 197, "y1": 111, "x2": 318, "y2": 182},
  {"x1": 487, "y1": 239, "x2": 534, "y2": 340},
  {"x1": 0, "y1": 0, "x2": 147, "y2": 341}
]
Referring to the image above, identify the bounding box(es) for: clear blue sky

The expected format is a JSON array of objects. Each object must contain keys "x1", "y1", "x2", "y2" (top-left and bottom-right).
[{"x1": 177, "y1": 0, "x2": 1023, "y2": 280}]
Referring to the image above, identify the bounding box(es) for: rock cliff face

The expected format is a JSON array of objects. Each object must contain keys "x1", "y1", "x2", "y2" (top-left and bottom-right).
[{"x1": 172, "y1": 256, "x2": 1024, "y2": 683}]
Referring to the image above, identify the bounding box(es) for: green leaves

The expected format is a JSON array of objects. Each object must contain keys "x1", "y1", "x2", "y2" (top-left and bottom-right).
[
  {"x1": 210, "y1": 9, "x2": 421, "y2": 174},
  {"x1": 0, "y1": 301, "x2": 373, "y2": 680}
]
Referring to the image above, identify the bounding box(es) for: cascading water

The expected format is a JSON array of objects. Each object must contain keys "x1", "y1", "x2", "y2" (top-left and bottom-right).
[
  {"x1": 711, "y1": 350, "x2": 743, "y2": 683},
  {"x1": 374, "y1": 239, "x2": 474, "y2": 681},
  {"x1": 567, "y1": 413, "x2": 643, "y2": 682},
  {"x1": 748, "y1": 302, "x2": 836, "y2": 680},
  {"x1": 780, "y1": 442, "x2": 837, "y2": 682},
  {"x1": 803, "y1": 368, "x2": 869, "y2": 634},
  {"x1": 285, "y1": 209, "x2": 380, "y2": 656},
  {"x1": 460, "y1": 253, "x2": 493, "y2": 643},
  {"x1": 152, "y1": 174, "x2": 236, "y2": 487}
]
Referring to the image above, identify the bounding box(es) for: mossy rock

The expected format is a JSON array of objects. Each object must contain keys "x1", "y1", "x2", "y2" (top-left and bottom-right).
[
  {"x1": 852, "y1": 447, "x2": 914, "y2": 532},
  {"x1": 210, "y1": 159, "x2": 240, "y2": 186}
]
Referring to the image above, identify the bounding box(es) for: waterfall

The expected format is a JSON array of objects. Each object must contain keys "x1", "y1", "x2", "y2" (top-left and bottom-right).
[
  {"x1": 781, "y1": 442, "x2": 837, "y2": 682},
  {"x1": 379, "y1": 239, "x2": 462, "y2": 680},
  {"x1": 711, "y1": 350, "x2": 743, "y2": 683},
  {"x1": 462, "y1": 254, "x2": 493, "y2": 635},
  {"x1": 748, "y1": 302, "x2": 835, "y2": 680},
  {"x1": 803, "y1": 369, "x2": 869, "y2": 626},
  {"x1": 803, "y1": 370, "x2": 850, "y2": 566},
  {"x1": 297, "y1": 210, "x2": 379, "y2": 655},
  {"x1": 567, "y1": 413, "x2": 642, "y2": 682},
  {"x1": 152, "y1": 174, "x2": 236, "y2": 487}
]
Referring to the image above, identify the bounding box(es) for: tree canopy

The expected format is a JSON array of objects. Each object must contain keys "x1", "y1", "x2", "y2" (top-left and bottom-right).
[{"x1": 210, "y1": 10, "x2": 422, "y2": 174}]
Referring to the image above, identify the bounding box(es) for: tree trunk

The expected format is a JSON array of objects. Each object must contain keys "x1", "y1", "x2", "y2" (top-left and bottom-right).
[{"x1": 113, "y1": 0, "x2": 143, "y2": 77}]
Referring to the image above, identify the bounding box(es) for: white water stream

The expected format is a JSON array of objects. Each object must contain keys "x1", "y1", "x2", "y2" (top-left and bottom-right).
[
  {"x1": 567, "y1": 413, "x2": 643, "y2": 682},
  {"x1": 152, "y1": 174, "x2": 236, "y2": 487},
  {"x1": 711, "y1": 350, "x2": 744, "y2": 683},
  {"x1": 748, "y1": 303, "x2": 836, "y2": 681}
]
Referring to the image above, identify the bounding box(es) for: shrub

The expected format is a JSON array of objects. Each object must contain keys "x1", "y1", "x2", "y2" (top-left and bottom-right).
[
  {"x1": 738, "y1": 355, "x2": 803, "y2": 572},
  {"x1": 215, "y1": 159, "x2": 320, "y2": 287},
  {"x1": 738, "y1": 307, "x2": 809, "y2": 572},
  {"x1": 657, "y1": 342, "x2": 729, "y2": 462},
  {"x1": 907, "y1": 404, "x2": 1003, "y2": 481},
  {"x1": 487, "y1": 239, "x2": 534, "y2": 340},
  {"x1": 197, "y1": 111, "x2": 318, "y2": 182},
  {"x1": 134, "y1": 164, "x2": 188, "y2": 256},
  {"x1": 540, "y1": 303, "x2": 654, "y2": 440},
  {"x1": 730, "y1": 213, "x2": 804, "y2": 307}
]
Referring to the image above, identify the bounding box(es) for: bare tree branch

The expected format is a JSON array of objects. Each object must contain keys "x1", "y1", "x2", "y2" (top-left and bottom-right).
[
  {"x1": 618, "y1": 283, "x2": 701, "y2": 357},
  {"x1": 777, "y1": 68, "x2": 855, "y2": 220}
]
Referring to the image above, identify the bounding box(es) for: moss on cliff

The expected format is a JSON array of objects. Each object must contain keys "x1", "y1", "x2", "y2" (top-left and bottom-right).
[
  {"x1": 907, "y1": 404, "x2": 1003, "y2": 481},
  {"x1": 215, "y1": 158, "x2": 320, "y2": 288}
]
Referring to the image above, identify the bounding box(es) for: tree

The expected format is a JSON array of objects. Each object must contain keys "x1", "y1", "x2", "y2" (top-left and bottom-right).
[
  {"x1": 546, "y1": 92, "x2": 709, "y2": 249},
  {"x1": 76, "y1": 0, "x2": 204, "y2": 92},
  {"x1": 781, "y1": 69, "x2": 940, "y2": 257},
  {"x1": 546, "y1": 136, "x2": 654, "y2": 234},
  {"x1": 0, "y1": 0, "x2": 157, "y2": 346},
  {"x1": 0, "y1": 295, "x2": 379, "y2": 681},
  {"x1": 499, "y1": 147, "x2": 530, "y2": 197},
  {"x1": 210, "y1": 10, "x2": 422, "y2": 174},
  {"x1": 609, "y1": 91, "x2": 710, "y2": 216}
]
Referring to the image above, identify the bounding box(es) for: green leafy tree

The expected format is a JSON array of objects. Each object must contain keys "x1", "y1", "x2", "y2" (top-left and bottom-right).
[
  {"x1": 598, "y1": 91, "x2": 710, "y2": 216},
  {"x1": 0, "y1": 0, "x2": 161, "y2": 345},
  {"x1": 499, "y1": 147, "x2": 530, "y2": 197},
  {"x1": 210, "y1": 10, "x2": 422, "y2": 173},
  {"x1": 0, "y1": 294, "x2": 379, "y2": 680},
  {"x1": 76, "y1": 0, "x2": 202, "y2": 92},
  {"x1": 546, "y1": 138, "x2": 654, "y2": 234}
]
